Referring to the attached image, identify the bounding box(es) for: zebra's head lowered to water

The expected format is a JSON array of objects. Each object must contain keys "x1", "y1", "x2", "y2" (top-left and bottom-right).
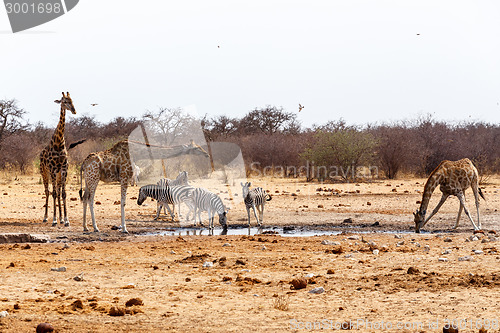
[{"x1": 137, "y1": 185, "x2": 153, "y2": 206}]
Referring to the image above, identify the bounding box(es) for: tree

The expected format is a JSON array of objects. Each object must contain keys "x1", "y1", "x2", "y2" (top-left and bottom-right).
[
  {"x1": 239, "y1": 106, "x2": 299, "y2": 135},
  {"x1": 142, "y1": 107, "x2": 202, "y2": 145},
  {"x1": 301, "y1": 123, "x2": 377, "y2": 182},
  {"x1": 202, "y1": 114, "x2": 239, "y2": 141},
  {"x1": 0, "y1": 99, "x2": 28, "y2": 144}
]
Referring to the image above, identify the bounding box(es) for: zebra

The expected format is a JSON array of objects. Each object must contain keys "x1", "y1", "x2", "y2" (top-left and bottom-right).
[
  {"x1": 241, "y1": 182, "x2": 272, "y2": 227},
  {"x1": 185, "y1": 188, "x2": 228, "y2": 230},
  {"x1": 137, "y1": 184, "x2": 194, "y2": 221},
  {"x1": 156, "y1": 171, "x2": 189, "y2": 217}
]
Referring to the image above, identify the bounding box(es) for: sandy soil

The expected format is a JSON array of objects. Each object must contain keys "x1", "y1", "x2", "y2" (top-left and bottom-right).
[{"x1": 0, "y1": 174, "x2": 499, "y2": 332}]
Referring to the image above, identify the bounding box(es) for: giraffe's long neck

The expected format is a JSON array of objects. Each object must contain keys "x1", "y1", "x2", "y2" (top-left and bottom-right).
[
  {"x1": 418, "y1": 171, "x2": 442, "y2": 214},
  {"x1": 128, "y1": 141, "x2": 190, "y2": 160},
  {"x1": 50, "y1": 107, "x2": 67, "y2": 151}
]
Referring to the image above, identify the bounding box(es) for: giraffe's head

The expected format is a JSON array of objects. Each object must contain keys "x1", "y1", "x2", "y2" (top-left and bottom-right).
[
  {"x1": 185, "y1": 140, "x2": 209, "y2": 158},
  {"x1": 241, "y1": 182, "x2": 251, "y2": 197},
  {"x1": 54, "y1": 92, "x2": 76, "y2": 114},
  {"x1": 413, "y1": 209, "x2": 426, "y2": 233}
]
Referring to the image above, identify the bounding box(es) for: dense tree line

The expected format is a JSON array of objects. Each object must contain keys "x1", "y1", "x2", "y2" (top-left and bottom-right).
[{"x1": 0, "y1": 98, "x2": 499, "y2": 182}]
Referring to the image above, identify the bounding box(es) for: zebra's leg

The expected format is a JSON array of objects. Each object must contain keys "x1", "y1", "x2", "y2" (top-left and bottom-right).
[
  {"x1": 258, "y1": 203, "x2": 265, "y2": 224},
  {"x1": 164, "y1": 203, "x2": 175, "y2": 221},
  {"x1": 154, "y1": 202, "x2": 162, "y2": 221},
  {"x1": 120, "y1": 180, "x2": 128, "y2": 233},
  {"x1": 245, "y1": 206, "x2": 253, "y2": 227},
  {"x1": 184, "y1": 201, "x2": 194, "y2": 221},
  {"x1": 456, "y1": 192, "x2": 480, "y2": 231},
  {"x1": 251, "y1": 205, "x2": 260, "y2": 226}
]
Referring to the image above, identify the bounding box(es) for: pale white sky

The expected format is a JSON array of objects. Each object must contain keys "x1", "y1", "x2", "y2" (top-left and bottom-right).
[{"x1": 1, "y1": 1, "x2": 500, "y2": 128}]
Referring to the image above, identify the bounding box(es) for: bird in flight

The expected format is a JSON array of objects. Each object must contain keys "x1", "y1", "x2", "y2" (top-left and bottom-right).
[
  {"x1": 90, "y1": 103, "x2": 98, "y2": 107},
  {"x1": 298, "y1": 104, "x2": 304, "y2": 112}
]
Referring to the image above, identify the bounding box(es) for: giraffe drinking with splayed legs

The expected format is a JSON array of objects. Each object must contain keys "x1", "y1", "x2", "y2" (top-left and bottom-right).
[
  {"x1": 414, "y1": 158, "x2": 485, "y2": 233},
  {"x1": 39, "y1": 92, "x2": 76, "y2": 226}
]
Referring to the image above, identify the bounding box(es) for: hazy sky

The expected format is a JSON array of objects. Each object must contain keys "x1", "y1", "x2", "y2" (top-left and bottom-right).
[{"x1": 1, "y1": 1, "x2": 500, "y2": 128}]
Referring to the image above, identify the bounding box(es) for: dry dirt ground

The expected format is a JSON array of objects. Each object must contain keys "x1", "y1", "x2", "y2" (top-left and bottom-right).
[{"x1": 0, "y1": 174, "x2": 499, "y2": 332}]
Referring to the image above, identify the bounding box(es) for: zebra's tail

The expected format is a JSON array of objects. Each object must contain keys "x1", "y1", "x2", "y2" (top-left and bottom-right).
[{"x1": 266, "y1": 194, "x2": 272, "y2": 201}]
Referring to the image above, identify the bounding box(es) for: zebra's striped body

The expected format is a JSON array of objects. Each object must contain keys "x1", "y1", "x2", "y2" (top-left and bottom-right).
[
  {"x1": 157, "y1": 171, "x2": 189, "y2": 217},
  {"x1": 137, "y1": 184, "x2": 194, "y2": 221},
  {"x1": 186, "y1": 188, "x2": 228, "y2": 230},
  {"x1": 241, "y1": 182, "x2": 272, "y2": 227}
]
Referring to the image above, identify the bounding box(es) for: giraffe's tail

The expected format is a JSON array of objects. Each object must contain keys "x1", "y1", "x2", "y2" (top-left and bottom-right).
[
  {"x1": 479, "y1": 187, "x2": 486, "y2": 201},
  {"x1": 79, "y1": 161, "x2": 84, "y2": 201}
]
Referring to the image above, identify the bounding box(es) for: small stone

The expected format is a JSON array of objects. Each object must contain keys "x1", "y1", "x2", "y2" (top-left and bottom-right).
[
  {"x1": 396, "y1": 241, "x2": 405, "y2": 246},
  {"x1": 36, "y1": 323, "x2": 54, "y2": 333},
  {"x1": 458, "y1": 255, "x2": 474, "y2": 261},
  {"x1": 73, "y1": 273, "x2": 84, "y2": 281},
  {"x1": 0, "y1": 310, "x2": 8, "y2": 318},
  {"x1": 185, "y1": 277, "x2": 191, "y2": 282},
  {"x1": 170, "y1": 250, "x2": 176, "y2": 254},
  {"x1": 235, "y1": 259, "x2": 246, "y2": 265},
  {"x1": 308, "y1": 287, "x2": 325, "y2": 294},
  {"x1": 327, "y1": 269, "x2": 335, "y2": 274},
  {"x1": 289, "y1": 278, "x2": 308, "y2": 290},
  {"x1": 472, "y1": 250, "x2": 484, "y2": 255},
  {"x1": 305, "y1": 273, "x2": 314, "y2": 278},
  {"x1": 125, "y1": 298, "x2": 143, "y2": 307},
  {"x1": 424, "y1": 245, "x2": 430, "y2": 252},
  {"x1": 222, "y1": 243, "x2": 231, "y2": 247},
  {"x1": 261, "y1": 246, "x2": 267, "y2": 250},
  {"x1": 407, "y1": 267, "x2": 420, "y2": 274},
  {"x1": 442, "y1": 250, "x2": 451, "y2": 255},
  {"x1": 344, "y1": 254, "x2": 354, "y2": 258},
  {"x1": 343, "y1": 218, "x2": 353, "y2": 224},
  {"x1": 347, "y1": 235, "x2": 359, "y2": 240},
  {"x1": 438, "y1": 258, "x2": 449, "y2": 262},
  {"x1": 51, "y1": 266, "x2": 66, "y2": 272},
  {"x1": 71, "y1": 299, "x2": 84, "y2": 310},
  {"x1": 394, "y1": 234, "x2": 403, "y2": 239},
  {"x1": 444, "y1": 238, "x2": 452, "y2": 243},
  {"x1": 109, "y1": 306, "x2": 125, "y2": 316},
  {"x1": 372, "y1": 249, "x2": 379, "y2": 255},
  {"x1": 202, "y1": 261, "x2": 213, "y2": 268}
]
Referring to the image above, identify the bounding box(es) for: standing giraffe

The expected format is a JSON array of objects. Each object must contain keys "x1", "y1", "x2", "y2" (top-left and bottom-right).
[
  {"x1": 40, "y1": 92, "x2": 76, "y2": 226},
  {"x1": 414, "y1": 158, "x2": 485, "y2": 233},
  {"x1": 79, "y1": 139, "x2": 209, "y2": 233}
]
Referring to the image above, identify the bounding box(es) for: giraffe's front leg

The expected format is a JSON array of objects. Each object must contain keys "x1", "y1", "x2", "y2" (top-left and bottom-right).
[
  {"x1": 453, "y1": 202, "x2": 464, "y2": 229},
  {"x1": 120, "y1": 182, "x2": 128, "y2": 233}
]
